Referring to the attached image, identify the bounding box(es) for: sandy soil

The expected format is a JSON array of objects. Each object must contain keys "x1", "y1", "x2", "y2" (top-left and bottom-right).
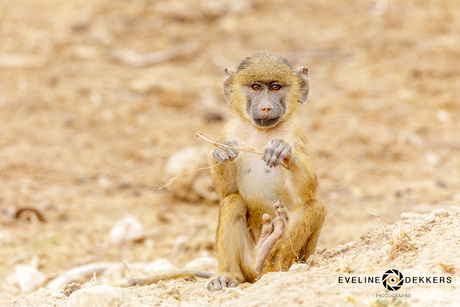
[{"x1": 0, "y1": 0, "x2": 459, "y2": 306}]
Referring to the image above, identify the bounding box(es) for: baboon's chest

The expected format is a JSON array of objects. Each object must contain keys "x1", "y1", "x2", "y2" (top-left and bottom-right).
[{"x1": 236, "y1": 153, "x2": 287, "y2": 211}]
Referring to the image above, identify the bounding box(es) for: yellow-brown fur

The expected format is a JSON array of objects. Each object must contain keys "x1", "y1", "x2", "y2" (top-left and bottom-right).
[{"x1": 208, "y1": 52, "x2": 326, "y2": 288}]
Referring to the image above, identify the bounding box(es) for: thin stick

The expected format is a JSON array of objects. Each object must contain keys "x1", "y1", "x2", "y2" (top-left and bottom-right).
[
  {"x1": 240, "y1": 140, "x2": 260, "y2": 153},
  {"x1": 159, "y1": 165, "x2": 217, "y2": 190},
  {"x1": 365, "y1": 211, "x2": 391, "y2": 224},
  {"x1": 196, "y1": 132, "x2": 262, "y2": 155},
  {"x1": 196, "y1": 132, "x2": 289, "y2": 169}
]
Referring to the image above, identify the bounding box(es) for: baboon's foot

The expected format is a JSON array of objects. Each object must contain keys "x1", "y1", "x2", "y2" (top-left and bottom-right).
[
  {"x1": 254, "y1": 201, "x2": 288, "y2": 274},
  {"x1": 207, "y1": 274, "x2": 238, "y2": 291}
]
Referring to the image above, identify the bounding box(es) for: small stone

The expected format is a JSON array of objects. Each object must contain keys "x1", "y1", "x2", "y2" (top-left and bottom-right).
[
  {"x1": 109, "y1": 215, "x2": 146, "y2": 244},
  {"x1": 61, "y1": 283, "x2": 82, "y2": 297},
  {"x1": 425, "y1": 214, "x2": 436, "y2": 224},
  {"x1": 164, "y1": 147, "x2": 217, "y2": 202},
  {"x1": 6, "y1": 257, "x2": 47, "y2": 292}
]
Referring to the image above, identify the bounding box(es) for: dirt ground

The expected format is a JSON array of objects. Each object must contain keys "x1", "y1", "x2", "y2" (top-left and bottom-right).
[{"x1": 0, "y1": 0, "x2": 459, "y2": 306}]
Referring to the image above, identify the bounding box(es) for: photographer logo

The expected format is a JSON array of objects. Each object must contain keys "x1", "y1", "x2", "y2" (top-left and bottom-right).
[{"x1": 382, "y1": 269, "x2": 404, "y2": 291}]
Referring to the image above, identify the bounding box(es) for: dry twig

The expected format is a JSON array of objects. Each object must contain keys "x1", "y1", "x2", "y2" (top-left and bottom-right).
[
  {"x1": 365, "y1": 211, "x2": 391, "y2": 224},
  {"x1": 196, "y1": 132, "x2": 288, "y2": 169},
  {"x1": 386, "y1": 195, "x2": 416, "y2": 259},
  {"x1": 196, "y1": 132, "x2": 262, "y2": 155},
  {"x1": 159, "y1": 165, "x2": 217, "y2": 190}
]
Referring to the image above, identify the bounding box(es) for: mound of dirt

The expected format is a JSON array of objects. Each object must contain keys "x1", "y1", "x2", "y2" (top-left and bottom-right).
[{"x1": 2, "y1": 207, "x2": 458, "y2": 306}]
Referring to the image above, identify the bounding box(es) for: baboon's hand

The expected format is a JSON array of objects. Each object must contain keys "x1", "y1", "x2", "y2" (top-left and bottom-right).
[
  {"x1": 212, "y1": 140, "x2": 239, "y2": 163},
  {"x1": 264, "y1": 139, "x2": 292, "y2": 167}
]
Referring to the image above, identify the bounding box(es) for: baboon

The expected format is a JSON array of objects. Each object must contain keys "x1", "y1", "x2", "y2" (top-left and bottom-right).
[{"x1": 208, "y1": 52, "x2": 326, "y2": 291}]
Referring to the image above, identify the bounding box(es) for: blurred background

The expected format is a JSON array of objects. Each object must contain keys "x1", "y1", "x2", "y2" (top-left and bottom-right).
[{"x1": 0, "y1": 0, "x2": 459, "y2": 297}]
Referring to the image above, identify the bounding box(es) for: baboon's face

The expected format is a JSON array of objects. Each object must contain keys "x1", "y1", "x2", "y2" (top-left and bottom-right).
[{"x1": 244, "y1": 82, "x2": 287, "y2": 128}]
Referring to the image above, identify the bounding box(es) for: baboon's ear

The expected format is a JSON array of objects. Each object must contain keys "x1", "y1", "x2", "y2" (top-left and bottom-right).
[
  {"x1": 223, "y1": 67, "x2": 235, "y2": 104},
  {"x1": 297, "y1": 67, "x2": 309, "y2": 104}
]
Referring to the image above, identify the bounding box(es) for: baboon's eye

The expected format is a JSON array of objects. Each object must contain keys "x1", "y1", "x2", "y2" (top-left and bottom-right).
[
  {"x1": 251, "y1": 84, "x2": 261, "y2": 90},
  {"x1": 270, "y1": 84, "x2": 282, "y2": 91}
]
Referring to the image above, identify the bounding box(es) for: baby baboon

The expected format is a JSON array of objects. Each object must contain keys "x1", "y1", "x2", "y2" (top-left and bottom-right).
[{"x1": 208, "y1": 52, "x2": 326, "y2": 291}]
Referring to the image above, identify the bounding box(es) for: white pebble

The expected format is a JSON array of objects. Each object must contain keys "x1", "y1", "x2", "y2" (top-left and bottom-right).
[
  {"x1": 6, "y1": 257, "x2": 47, "y2": 293},
  {"x1": 164, "y1": 146, "x2": 217, "y2": 202},
  {"x1": 425, "y1": 214, "x2": 436, "y2": 224},
  {"x1": 109, "y1": 215, "x2": 146, "y2": 244}
]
